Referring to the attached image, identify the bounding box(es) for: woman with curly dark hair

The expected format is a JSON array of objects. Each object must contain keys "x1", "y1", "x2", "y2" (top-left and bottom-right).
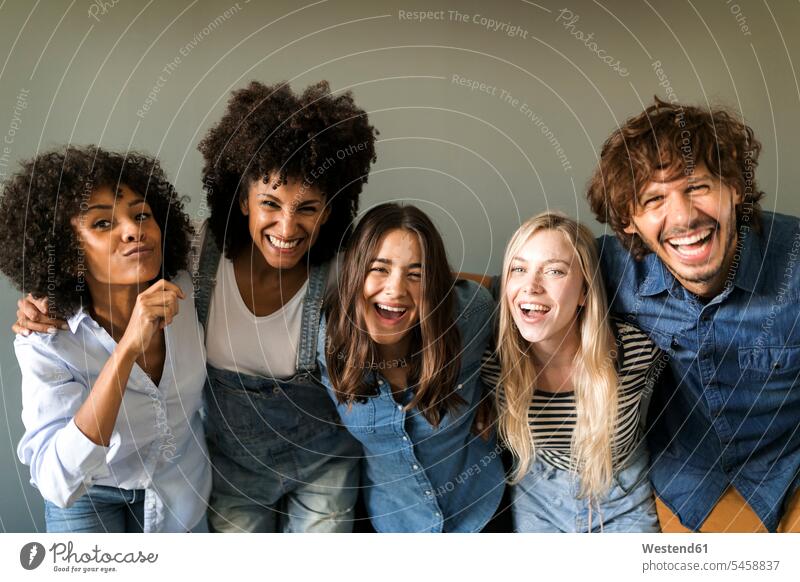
[
  {"x1": 191, "y1": 80, "x2": 377, "y2": 532},
  {"x1": 1, "y1": 146, "x2": 210, "y2": 532}
]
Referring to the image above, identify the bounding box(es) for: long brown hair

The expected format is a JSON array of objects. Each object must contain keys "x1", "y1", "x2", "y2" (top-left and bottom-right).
[{"x1": 325, "y1": 203, "x2": 462, "y2": 427}]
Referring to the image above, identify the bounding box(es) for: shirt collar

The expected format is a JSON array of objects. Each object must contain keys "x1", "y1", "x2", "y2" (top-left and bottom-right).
[
  {"x1": 67, "y1": 307, "x2": 96, "y2": 334},
  {"x1": 639, "y1": 253, "x2": 674, "y2": 297},
  {"x1": 731, "y1": 226, "x2": 760, "y2": 294}
]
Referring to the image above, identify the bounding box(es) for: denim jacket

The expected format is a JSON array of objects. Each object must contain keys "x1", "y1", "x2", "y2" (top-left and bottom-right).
[
  {"x1": 598, "y1": 211, "x2": 800, "y2": 532},
  {"x1": 317, "y1": 279, "x2": 505, "y2": 532}
]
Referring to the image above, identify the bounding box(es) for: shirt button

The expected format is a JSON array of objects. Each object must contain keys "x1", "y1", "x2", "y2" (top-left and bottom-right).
[
  {"x1": 397, "y1": 404, "x2": 403, "y2": 410},
  {"x1": 273, "y1": 387, "x2": 280, "y2": 394},
  {"x1": 435, "y1": 512, "x2": 441, "y2": 517},
  {"x1": 425, "y1": 490, "x2": 432, "y2": 496},
  {"x1": 456, "y1": 383, "x2": 463, "y2": 390},
  {"x1": 378, "y1": 380, "x2": 384, "y2": 385},
  {"x1": 412, "y1": 464, "x2": 419, "y2": 470},
  {"x1": 402, "y1": 436, "x2": 408, "y2": 441}
]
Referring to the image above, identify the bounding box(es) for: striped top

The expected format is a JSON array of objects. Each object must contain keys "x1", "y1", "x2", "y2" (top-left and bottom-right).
[{"x1": 481, "y1": 318, "x2": 663, "y2": 472}]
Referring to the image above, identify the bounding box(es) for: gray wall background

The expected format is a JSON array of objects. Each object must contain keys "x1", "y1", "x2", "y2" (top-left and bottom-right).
[{"x1": 1, "y1": 0, "x2": 798, "y2": 531}]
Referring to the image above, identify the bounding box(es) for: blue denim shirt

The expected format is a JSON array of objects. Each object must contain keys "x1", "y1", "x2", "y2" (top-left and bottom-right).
[
  {"x1": 317, "y1": 279, "x2": 506, "y2": 532},
  {"x1": 598, "y1": 211, "x2": 800, "y2": 532}
]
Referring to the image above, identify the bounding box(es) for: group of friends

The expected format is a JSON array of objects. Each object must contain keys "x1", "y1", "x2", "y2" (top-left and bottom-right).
[{"x1": 1, "y1": 80, "x2": 798, "y2": 533}]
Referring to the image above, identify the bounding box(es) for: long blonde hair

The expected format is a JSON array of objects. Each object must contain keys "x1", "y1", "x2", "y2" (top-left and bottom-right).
[{"x1": 497, "y1": 212, "x2": 618, "y2": 499}]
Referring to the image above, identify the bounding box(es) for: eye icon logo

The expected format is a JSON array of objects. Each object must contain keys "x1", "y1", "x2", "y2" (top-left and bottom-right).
[{"x1": 20, "y1": 542, "x2": 46, "y2": 570}]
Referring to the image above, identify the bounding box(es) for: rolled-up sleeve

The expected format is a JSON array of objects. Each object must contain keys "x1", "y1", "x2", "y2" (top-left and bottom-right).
[{"x1": 14, "y1": 337, "x2": 115, "y2": 508}]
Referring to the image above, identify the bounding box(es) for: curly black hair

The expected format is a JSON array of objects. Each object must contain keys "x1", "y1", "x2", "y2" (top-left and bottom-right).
[
  {"x1": 198, "y1": 80, "x2": 378, "y2": 263},
  {"x1": 0, "y1": 146, "x2": 194, "y2": 318}
]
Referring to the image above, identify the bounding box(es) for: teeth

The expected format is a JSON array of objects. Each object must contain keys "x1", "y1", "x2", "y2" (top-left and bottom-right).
[
  {"x1": 672, "y1": 244, "x2": 708, "y2": 257},
  {"x1": 377, "y1": 303, "x2": 407, "y2": 313},
  {"x1": 520, "y1": 303, "x2": 550, "y2": 312},
  {"x1": 667, "y1": 228, "x2": 713, "y2": 247},
  {"x1": 268, "y1": 235, "x2": 301, "y2": 249}
]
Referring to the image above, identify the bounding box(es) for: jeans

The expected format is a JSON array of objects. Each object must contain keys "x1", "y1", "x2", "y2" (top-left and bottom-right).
[
  {"x1": 204, "y1": 365, "x2": 362, "y2": 533},
  {"x1": 511, "y1": 445, "x2": 660, "y2": 532},
  {"x1": 44, "y1": 486, "x2": 145, "y2": 533}
]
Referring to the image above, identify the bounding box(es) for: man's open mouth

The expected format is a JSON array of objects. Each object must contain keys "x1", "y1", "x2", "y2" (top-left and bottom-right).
[{"x1": 664, "y1": 227, "x2": 716, "y2": 259}]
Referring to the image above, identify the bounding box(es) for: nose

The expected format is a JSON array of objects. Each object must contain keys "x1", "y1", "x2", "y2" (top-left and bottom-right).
[
  {"x1": 522, "y1": 271, "x2": 544, "y2": 295},
  {"x1": 665, "y1": 189, "x2": 696, "y2": 228},
  {"x1": 274, "y1": 209, "x2": 300, "y2": 238},
  {"x1": 383, "y1": 269, "x2": 407, "y2": 298},
  {"x1": 120, "y1": 216, "x2": 145, "y2": 243}
]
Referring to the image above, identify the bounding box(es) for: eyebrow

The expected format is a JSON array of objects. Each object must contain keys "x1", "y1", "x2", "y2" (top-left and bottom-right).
[
  {"x1": 256, "y1": 193, "x2": 322, "y2": 204},
  {"x1": 85, "y1": 198, "x2": 146, "y2": 212},
  {"x1": 640, "y1": 173, "x2": 714, "y2": 196},
  {"x1": 542, "y1": 259, "x2": 571, "y2": 267},
  {"x1": 371, "y1": 258, "x2": 423, "y2": 269},
  {"x1": 511, "y1": 257, "x2": 571, "y2": 266}
]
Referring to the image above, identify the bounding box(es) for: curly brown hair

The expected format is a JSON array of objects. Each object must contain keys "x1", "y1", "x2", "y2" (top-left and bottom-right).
[
  {"x1": 198, "y1": 80, "x2": 378, "y2": 263},
  {"x1": 587, "y1": 96, "x2": 764, "y2": 260},
  {"x1": 0, "y1": 146, "x2": 193, "y2": 318}
]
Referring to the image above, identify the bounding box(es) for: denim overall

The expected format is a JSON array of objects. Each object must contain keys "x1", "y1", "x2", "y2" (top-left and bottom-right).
[
  {"x1": 511, "y1": 444, "x2": 660, "y2": 532},
  {"x1": 194, "y1": 229, "x2": 361, "y2": 532}
]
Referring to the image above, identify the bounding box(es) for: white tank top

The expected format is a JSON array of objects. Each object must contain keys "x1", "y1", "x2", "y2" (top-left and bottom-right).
[{"x1": 205, "y1": 256, "x2": 307, "y2": 379}]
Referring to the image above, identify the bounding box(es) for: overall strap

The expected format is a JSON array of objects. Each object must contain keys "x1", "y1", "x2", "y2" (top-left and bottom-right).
[
  {"x1": 193, "y1": 223, "x2": 222, "y2": 337},
  {"x1": 295, "y1": 260, "x2": 331, "y2": 373}
]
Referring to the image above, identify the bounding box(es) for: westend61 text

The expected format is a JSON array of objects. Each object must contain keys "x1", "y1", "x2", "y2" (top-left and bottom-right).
[{"x1": 642, "y1": 543, "x2": 708, "y2": 554}]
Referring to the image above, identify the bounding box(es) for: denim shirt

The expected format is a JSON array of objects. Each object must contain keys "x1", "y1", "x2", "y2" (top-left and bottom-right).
[
  {"x1": 317, "y1": 279, "x2": 506, "y2": 532},
  {"x1": 598, "y1": 211, "x2": 800, "y2": 532}
]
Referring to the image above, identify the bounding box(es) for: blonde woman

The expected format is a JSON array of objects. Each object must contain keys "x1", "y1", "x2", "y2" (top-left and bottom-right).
[{"x1": 482, "y1": 212, "x2": 662, "y2": 532}]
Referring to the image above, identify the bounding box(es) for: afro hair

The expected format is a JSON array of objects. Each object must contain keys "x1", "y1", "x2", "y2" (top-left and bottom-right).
[
  {"x1": 197, "y1": 80, "x2": 378, "y2": 263},
  {"x1": 0, "y1": 146, "x2": 193, "y2": 318}
]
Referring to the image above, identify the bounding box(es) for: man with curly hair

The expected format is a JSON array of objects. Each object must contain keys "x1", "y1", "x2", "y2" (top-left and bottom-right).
[
  {"x1": 193, "y1": 80, "x2": 377, "y2": 532},
  {"x1": 1, "y1": 146, "x2": 210, "y2": 532},
  {"x1": 589, "y1": 97, "x2": 800, "y2": 532}
]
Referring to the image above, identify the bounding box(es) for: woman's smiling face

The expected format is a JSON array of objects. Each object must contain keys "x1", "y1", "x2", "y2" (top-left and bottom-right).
[
  {"x1": 240, "y1": 176, "x2": 330, "y2": 270},
  {"x1": 361, "y1": 228, "x2": 423, "y2": 348},
  {"x1": 506, "y1": 228, "x2": 585, "y2": 348}
]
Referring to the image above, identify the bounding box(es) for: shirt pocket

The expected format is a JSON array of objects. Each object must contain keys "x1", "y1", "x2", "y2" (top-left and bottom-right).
[
  {"x1": 738, "y1": 345, "x2": 800, "y2": 383},
  {"x1": 338, "y1": 398, "x2": 376, "y2": 434}
]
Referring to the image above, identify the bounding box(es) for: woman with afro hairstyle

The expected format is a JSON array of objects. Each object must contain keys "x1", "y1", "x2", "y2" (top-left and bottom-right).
[
  {"x1": 1, "y1": 146, "x2": 211, "y2": 532},
  {"x1": 192, "y1": 80, "x2": 377, "y2": 532}
]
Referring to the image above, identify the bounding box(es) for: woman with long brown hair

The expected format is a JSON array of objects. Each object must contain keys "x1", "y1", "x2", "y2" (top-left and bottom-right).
[{"x1": 319, "y1": 203, "x2": 504, "y2": 532}]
